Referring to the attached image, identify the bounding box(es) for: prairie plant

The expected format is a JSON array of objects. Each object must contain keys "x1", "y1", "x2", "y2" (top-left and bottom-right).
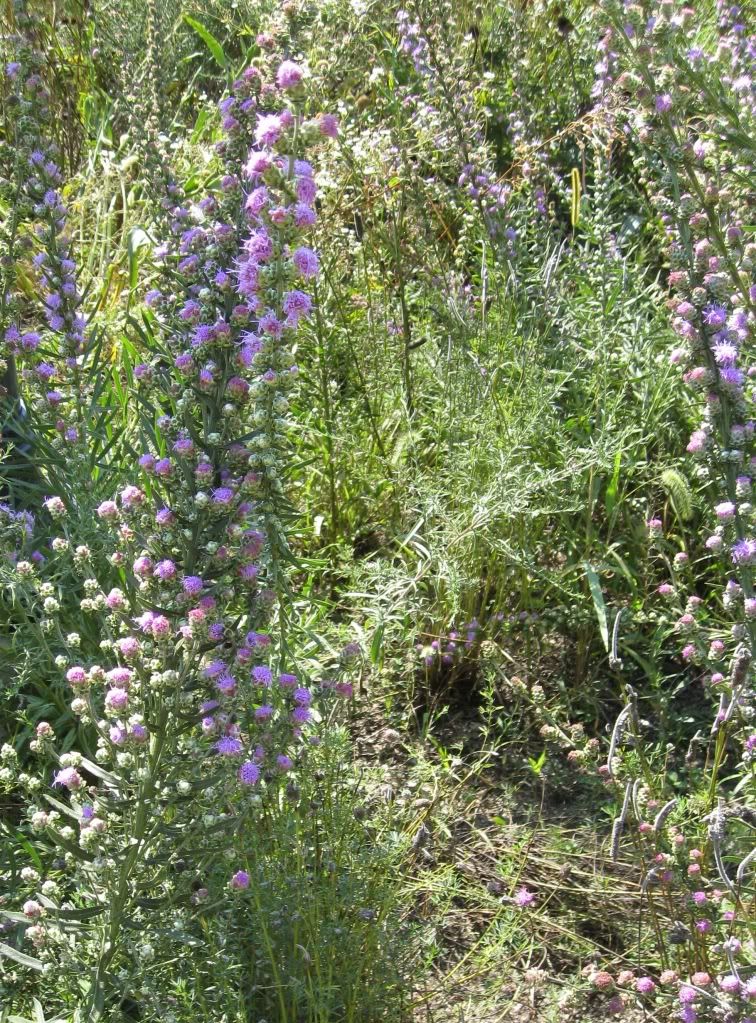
[
  {"x1": 0, "y1": 55, "x2": 392, "y2": 1023},
  {"x1": 575, "y1": 1, "x2": 756, "y2": 1018}
]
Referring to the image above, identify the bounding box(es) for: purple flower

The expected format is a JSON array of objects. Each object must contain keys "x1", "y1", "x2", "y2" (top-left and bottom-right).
[
  {"x1": 513, "y1": 887, "x2": 535, "y2": 908},
  {"x1": 282, "y1": 289, "x2": 313, "y2": 325},
  {"x1": 276, "y1": 60, "x2": 304, "y2": 89},
  {"x1": 216, "y1": 673, "x2": 236, "y2": 695},
  {"x1": 110, "y1": 726, "x2": 126, "y2": 745},
  {"x1": 182, "y1": 575, "x2": 204, "y2": 595},
  {"x1": 211, "y1": 487, "x2": 235, "y2": 506},
  {"x1": 237, "y1": 260, "x2": 260, "y2": 299},
  {"x1": 292, "y1": 246, "x2": 319, "y2": 279},
  {"x1": 192, "y1": 324, "x2": 215, "y2": 349},
  {"x1": 230, "y1": 870, "x2": 250, "y2": 889},
  {"x1": 53, "y1": 767, "x2": 83, "y2": 790},
  {"x1": 155, "y1": 559, "x2": 177, "y2": 581},
  {"x1": 133, "y1": 556, "x2": 153, "y2": 577},
  {"x1": 106, "y1": 667, "x2": 133, "y2": 686},
  {"x1": 244, "y1": 150, "x2": 273, "y2": 179},
  {"x1": 120, "y1": 485, "x2": 145, "y2": 508},
  {"x1": 703, "y1": 304, "x2": 728, "y2": 328},
  {"x1": 255, "y1": 113, "x2": 283, "y2": 147},
  {"x1": 655, "y1": 93, "x2": 673, "y2": 113},
  {"x1": 21, "y1": 331, "x2": 41, "y2": 351},
  {"x1": 173, "y1": 435, "x2": 194, "y2": 456},
  {"x1": 252, "y1": 665, "x2": 273, "y2": 687},
  {"x1": 732, "y1": 538, "x2": 756, "y2": 565},
  {"x1": 239, "y1": 761, "x2": 261, "y2": 785},
  {"x1": 712, "y1": 341, "x2": 738, "y2": 366},
  {"x1": 215, "y1": 736, "x2": 244, "y2": 756},
  {"x1": 293, "y1": 203, "x2": 317, "y2": 228},
  {"x1": 245, "y1": 229, "x2": 274, "y2": 262},
  {"x1": 719, "y1": 366, "x2": 744, "y2": 389},
  {"x1": 245, "y1": 186, "x2": 269, "y2": 220},
  {"x1": 318, "y1": 113, "x2": 339, "y2": 137},
  {"x1": 259, "y1": 311, "x2": 283, "y2": 336},
  {"x1": 239, "y1": 563, "x2": 258, "y2": 583},
  {"x1": 105, "y1": 687, "x2": 129, "y2": 711},
  {"x1": 296, "y1": 176, "x2": 317, "y2": 204},
  {"x1": 179, "y1": 300, "x2": 201, "y2": 322},
  {"x1": 150, "y1": 614, "x2": 171, "y2": 639}
]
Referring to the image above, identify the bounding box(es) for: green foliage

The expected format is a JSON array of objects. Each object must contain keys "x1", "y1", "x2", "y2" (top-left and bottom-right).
[{"x1": 1, "y1": 0, "x2": 754, "y2": 1020}]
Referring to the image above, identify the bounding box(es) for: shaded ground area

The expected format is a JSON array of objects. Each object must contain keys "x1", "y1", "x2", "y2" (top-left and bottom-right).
[{"x1": 350, "y1": 699, "x2": 659, "y2": 1022}]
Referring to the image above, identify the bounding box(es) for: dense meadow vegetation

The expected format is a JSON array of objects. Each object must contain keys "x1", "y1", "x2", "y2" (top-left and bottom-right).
[{"x1": 0, "y1": 0, "x2": 753, "y2": 1020}]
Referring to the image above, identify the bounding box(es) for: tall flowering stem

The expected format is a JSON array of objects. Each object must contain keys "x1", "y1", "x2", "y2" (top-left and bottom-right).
[
  {"x1": 605, "y1": 0, "x2": 755, "y2": 797},
  {"x1": 1, "y1": 2, "x2": 93, "y2": 483},
  {"x1": 587, "y1": 3, "x2": 756, "y2": 1018},
  {"x1": 0, "y1": 60, "x2": 341, "y2": 1020}
]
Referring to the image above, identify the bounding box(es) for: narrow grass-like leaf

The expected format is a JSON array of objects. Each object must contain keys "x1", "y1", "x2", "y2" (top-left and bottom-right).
[
  {"x1": 0, "y1": 942, "x2": 45, "y2": 971},
  {"x1": 584, "y1": 562, "x2": 609, "y2": 652},
  {"x1": 183, "y1": 15, "x2": 227, "y2": 69}
]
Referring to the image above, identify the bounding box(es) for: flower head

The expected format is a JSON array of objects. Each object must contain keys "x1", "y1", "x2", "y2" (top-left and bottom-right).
[
  {"x1": 513, "y1": 887, "x2": 535, "y2": 908},
  {"x1": 215, "y1": 736, "x2": 244, "y2": 756},
  {"x1": 276, "y1": 61, "x2": 304, "y2": 90}
]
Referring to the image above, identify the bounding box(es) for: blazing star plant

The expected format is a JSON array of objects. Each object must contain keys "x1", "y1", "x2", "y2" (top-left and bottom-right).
[
  {"x1": 581, "y1": 2, "x2": 756, "y2": 1019},
  {"x1": 0, "y1": 55, "x2": 346, "y2": 1020}
]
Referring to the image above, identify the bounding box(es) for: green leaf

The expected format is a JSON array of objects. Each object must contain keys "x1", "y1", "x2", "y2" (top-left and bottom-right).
[
  {"x1": 584, "y1": 562, "x2": 609, "y2": 652},
  {"x1": 605, "y1": 449, "x2": 622, "y2": 520},
  {"x1": 43, "y1": 794, "x2": 80, "y2": 820},
  {"x1": 370, "y1": 621, "x2": 385, "y2": 667},
  {"x1": 77, "y1": 756, "x2": 120, "y2": 788},
  {"x1": 660, "y1": 468, "x2": 694, "y2": 521},
  {"x1": 528, "y1": 749, "x2": 547, "y2": 776},
  {"x1": 190, "y1": 108, "x2": 210, "y2": 144},
  {"x1": 570, "y1": 167, "x2": 581, "y2": 228},
  {"x1": 127, "y1": 227, "x2": 151, "y2": 294},
  {"x1": 183, "y1": 15, "x2": 227, "y2": 69},
  {"x1": 0, "y1": 942, "x2": 45, "y2": 971},
  {"x1": 48, "y1": 830, "x2": 95, "y2": 863}
]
